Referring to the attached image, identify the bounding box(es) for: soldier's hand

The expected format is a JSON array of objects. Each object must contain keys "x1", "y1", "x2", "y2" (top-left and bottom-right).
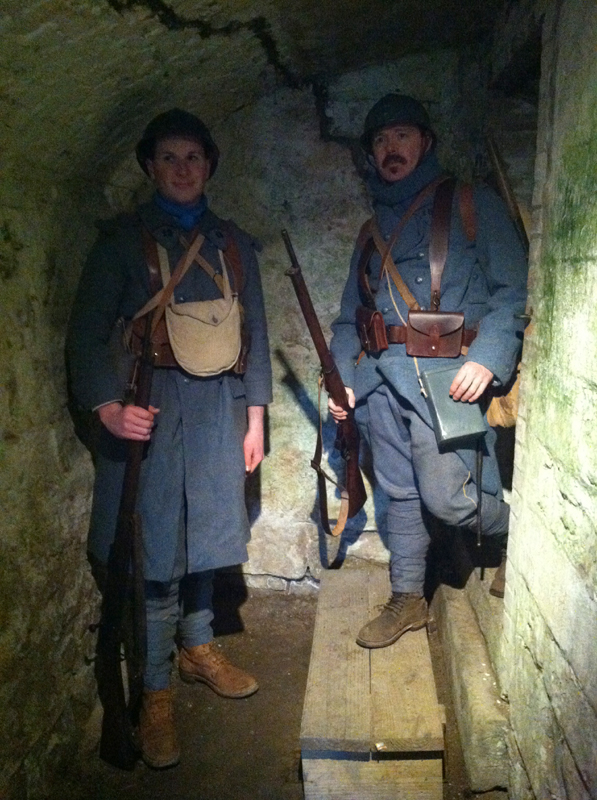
[
  {"x1": 98, "y1": 402, "x2": 160, "y2": 440},
  {"x1": 328, "y1": 387, "x2": 356, "y2": 422},
  {"x1": 244, "y1": 405, "x2": 265, "y2": 474},
  {"x1": 450, "y1": 362, "x2": 493, "y2": 403}
]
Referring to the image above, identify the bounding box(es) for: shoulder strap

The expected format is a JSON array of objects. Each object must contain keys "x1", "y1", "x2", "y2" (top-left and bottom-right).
[
  {"x1": 141, "y1": 226, "x2": 163, "y2": 297},
  {"x1": 133, "y1": 231, "x2": 205, "y2": 331},
  {"x1": 371, "y1": 222, "x2": 420, "y2": 310},
  {"x1": 360, "y1": 178, "x2": 476, "y2": 315},
  {"x1": 183, "y1": 221, "x2": 245, "y2": 295},
  {"x1": 356, "y1": 221, "x2": 378, "y2": 309},
  {"x1": 222, "y1": 223, "x2": 245, "y2": 295},
  {"x1": 458, "y1": 183, "x2": 476, "y2": 242},
  {"x1": 362, "y1": 175, "x2": 449, "y2": 312},
  {"x1": 429, "y1": 179, "x2": 477, "y2": 310},
  {"x1": 429, "y1": 177, "x2": 457, "y2": 310}
]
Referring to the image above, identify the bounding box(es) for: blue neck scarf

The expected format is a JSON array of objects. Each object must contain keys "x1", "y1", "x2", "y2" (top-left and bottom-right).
[
  {"x1": 153, "y1": 192, "x2": 208, "y2": 231},
  {"x1": 366, "y1": 150, "x2": 443, "y2": 216}
]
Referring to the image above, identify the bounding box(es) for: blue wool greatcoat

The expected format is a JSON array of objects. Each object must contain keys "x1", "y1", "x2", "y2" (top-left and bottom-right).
[
  {"x1": 330, "y1": 153, "x2": 528, "y2": 495},
  {"x1": 67, "y1": 200, "x2": 272, "y2": 581}
]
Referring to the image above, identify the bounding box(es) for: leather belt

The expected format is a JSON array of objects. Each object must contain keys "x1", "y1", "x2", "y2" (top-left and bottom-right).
[{"x1": 386, "y1": 324, "x2": 477, "y2": 347}]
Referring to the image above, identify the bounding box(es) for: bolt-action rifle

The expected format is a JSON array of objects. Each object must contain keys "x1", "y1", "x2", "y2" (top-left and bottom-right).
[
  {"x1": 486, "y1": 133, "x2": 530, "y2": 256},
  {"x1": 95, "y1": 313, "x2": 154, "y2": 769},
  {"x1": 282, "y1": 229, "x2": 366, "y2": 536}
]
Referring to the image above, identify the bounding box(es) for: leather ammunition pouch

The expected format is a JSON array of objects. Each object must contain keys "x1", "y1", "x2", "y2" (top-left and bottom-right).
[
  {"x1": 128, "y1": 314, "x2": 177, "y2": 367},
  {"x1": 405, "y1": 310, "x2": 465, "y2": 358},
  {"x1": 356, "y1": 305, "x2": 388, "y2": 353}
]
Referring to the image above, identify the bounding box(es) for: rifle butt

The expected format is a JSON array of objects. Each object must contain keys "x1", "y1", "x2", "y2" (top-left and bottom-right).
[
  {"x1": 338, "y1": 417, "x2": 367, "y2": 517},
  {"x1": 99, "y1": 710, "x2": 139, "y2": 770},
  {"x1": 345, "y1": 465, "x2": 367, "y2": 518}
]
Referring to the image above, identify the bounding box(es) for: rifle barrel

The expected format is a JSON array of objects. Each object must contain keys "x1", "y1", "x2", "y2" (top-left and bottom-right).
[
  {"x1": 282, "y1": 229, "x2": 367, "y2": 523},
  {"x1": 281, "y1": 230, "x2": 350, "y2": 409},
  {"x1": 486, "y1": 133, "x2": 530, "y2": 256}
]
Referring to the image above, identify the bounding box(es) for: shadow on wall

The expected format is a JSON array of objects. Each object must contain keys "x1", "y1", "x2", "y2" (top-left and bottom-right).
[{"x1": 275, "y1": 345, "x2": 386, "y2": 569}]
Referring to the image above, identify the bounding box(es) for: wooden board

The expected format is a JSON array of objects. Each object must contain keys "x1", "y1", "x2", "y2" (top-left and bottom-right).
[
  {"x1": 300, "y1": 569, "x2": 372, "y2": 752},
  {"x1": 369, "y1": 561, "x2": 443, "y2": 752},
  {"x1": 303, "y1": 757, "x2": 443, "y2": 800},
  {"x1": 301, "y1": 565, "x2": 444, "y2": 754}
]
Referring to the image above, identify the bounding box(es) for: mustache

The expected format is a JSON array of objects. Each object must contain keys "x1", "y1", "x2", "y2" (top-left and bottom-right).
[{"x1": 382, "y1": 154, "x2": 407, "y2": 168}]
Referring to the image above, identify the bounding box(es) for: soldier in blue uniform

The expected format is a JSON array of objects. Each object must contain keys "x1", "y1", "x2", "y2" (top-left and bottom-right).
[
  {"x1": 67, "y1": 110, "x2": 272, "y2": 768},
  {"x1": 328, "y1": 94, "x2": 527, "y2": 648}
]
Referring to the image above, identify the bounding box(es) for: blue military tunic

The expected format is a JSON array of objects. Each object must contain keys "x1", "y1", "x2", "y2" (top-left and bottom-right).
[
  {"x1": 330, "y1": 151, "x2": 528, "y2": 497},
  {"x1": 67, "y1": 200, "x2": 272, "y2": 582}
]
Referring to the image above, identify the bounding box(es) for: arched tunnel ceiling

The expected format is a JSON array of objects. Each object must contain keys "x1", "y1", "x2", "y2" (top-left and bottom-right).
[{"x1": 1, "y1": 0, "x2": 504, "y2": 180}]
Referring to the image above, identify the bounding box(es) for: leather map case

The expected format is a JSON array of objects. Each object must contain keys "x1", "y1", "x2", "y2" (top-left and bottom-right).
[{"x1": 420, "y1": 364, "x2": 486, "y2": 447}]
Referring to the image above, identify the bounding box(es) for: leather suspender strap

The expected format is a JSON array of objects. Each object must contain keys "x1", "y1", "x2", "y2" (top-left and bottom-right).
[
  {"x1": 141, "y1": 227, "x2": 163, "y2": 296},
  {"x1": 429, "y1": 177, "x2": 457, "y2": 310},
  {"x1": 222, "y1": 222, "x2": 245, "y2": 295},
  {"x1": 371, "y1": 223, "x2": 420, "y2": 310},
  {"x1": 458, "y1": 183, "x2": 476, "y2": 242},
  {"x1": 356, "y1": 233, "x2": 377, "y2": 308},
  {"x1": 179, "y1": 221, "x2": 245, "y2": 297},
  {"x1": 358, "y1": 175, "x2": 449, "y2": 310},
  {"x1": 379, "y1": 175, "x2": 448, "y2": 281},
  {"x1": 133, "y1": 231, "x2": 205, "y2": 333},
  {"x1": 358, "y1": 178, "x2": 476, "y2": 313}
]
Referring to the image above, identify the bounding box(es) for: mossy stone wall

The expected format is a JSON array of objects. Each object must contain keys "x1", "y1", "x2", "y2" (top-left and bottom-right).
[{"x1": 501, "y1": 1, "x2": 597, "y2": 796}]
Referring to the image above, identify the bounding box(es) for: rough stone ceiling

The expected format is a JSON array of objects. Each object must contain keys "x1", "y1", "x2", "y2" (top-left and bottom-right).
[{"x1": 1, "y1": 0, "x2": 503, "y2": 180}]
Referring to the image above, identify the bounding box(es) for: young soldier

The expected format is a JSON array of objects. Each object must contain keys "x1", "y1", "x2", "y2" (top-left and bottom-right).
[
  {"x1": 67, "y1": 109, "x2": 272, "y2": 767},
  {"x1": 328, "y1": 94, "x2": 527, "y2": 648}
]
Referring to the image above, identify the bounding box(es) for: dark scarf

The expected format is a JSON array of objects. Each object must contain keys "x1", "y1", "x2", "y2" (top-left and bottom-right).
[{"x1": 153, "y1": 192, "x2": 208, "y2": 231}]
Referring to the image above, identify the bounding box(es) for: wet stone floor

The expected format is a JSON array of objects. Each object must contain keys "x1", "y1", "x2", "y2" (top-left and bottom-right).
[{"x1": 52, "y1": 570, "x2": 476, "y2": 800}]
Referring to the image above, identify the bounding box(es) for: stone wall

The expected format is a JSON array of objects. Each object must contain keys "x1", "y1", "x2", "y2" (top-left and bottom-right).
[
  {"x1": 0, "y1": 172, "x2": 106, "y2": 797},
  {"x1": 501, "y1": 0, "x2": 597, "y2": 797}
]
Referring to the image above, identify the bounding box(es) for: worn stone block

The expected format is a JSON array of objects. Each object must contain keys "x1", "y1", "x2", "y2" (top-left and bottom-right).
[{"x1": 432, "y1": 584, "x2": 509, "y2": 791}]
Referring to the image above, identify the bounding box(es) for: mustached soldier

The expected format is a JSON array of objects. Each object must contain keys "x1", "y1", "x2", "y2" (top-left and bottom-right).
[
  {"x1": 67, "y1": 109, "x2": 272, "y2": 767},
  {"x1": 328, "y1": 94, "x2": 527, "y2": 647}
]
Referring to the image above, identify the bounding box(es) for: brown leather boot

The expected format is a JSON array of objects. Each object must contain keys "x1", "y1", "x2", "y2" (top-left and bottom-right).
[
  {"x1": 139, "y1": 688, "x2": 180, "y2": 769},
  {"x1": 489, "y1": 550, "x2": 507, "y2": 598},
  {"x1": 179, "y1": 641, "x2": 259, "y2": 698},
  {"x1": 356, "y1": 593, "x2": 428, "y2": 649}
]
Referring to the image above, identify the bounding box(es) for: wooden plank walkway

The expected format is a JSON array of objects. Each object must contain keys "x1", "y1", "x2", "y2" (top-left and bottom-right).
[{"x1": 301, "y1": 565, "x2": 444, "y2": 800}]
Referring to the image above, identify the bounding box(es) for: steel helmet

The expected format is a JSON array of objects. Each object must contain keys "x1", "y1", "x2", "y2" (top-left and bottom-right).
[
  {"x1": 360, "y1": 93, "x2": 434, "y2": 152},
  {"x1": 136, "y1": 108, "x2": 220, "y2": 178}
]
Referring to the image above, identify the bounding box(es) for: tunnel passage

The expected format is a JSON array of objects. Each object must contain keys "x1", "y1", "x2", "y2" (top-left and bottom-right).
[{"x1": 2, "y1": 1, "x2": 597, "y2": 799}]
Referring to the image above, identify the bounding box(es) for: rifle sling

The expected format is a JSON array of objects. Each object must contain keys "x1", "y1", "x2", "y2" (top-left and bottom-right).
[{"x1": 311, "y1": 375, "x2": 350, "y2": 537}]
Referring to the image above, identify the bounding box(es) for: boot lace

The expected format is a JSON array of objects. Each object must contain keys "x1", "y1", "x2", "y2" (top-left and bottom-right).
[
  {"x1": 187, "y1": 641, "x2": 229, "y2": 672},
  {"x1": 382, "y1": 593, "x2": 419, "y2": 616}
]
